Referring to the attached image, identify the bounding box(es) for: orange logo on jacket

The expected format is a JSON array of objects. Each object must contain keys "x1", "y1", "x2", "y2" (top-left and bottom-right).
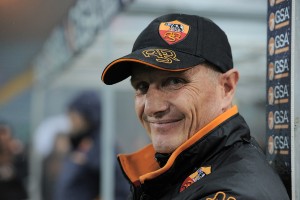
[
  {"x1": 180, "y1": 166, "x2": 211, "y2": 192},
  {"x1": 159, "y1": 20, "x2": 190, "y2": 45},
  {"x1": 206, "y1": 191, "x2": 236, "y2": 200}
]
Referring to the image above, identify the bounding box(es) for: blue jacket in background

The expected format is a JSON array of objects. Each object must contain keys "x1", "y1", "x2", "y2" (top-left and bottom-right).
[{"x1": 55, "y1": 91, "x2": 129, "y2": 200}]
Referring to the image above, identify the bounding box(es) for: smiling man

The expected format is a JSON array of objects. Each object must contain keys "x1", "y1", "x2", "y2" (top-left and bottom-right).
[
  {"x1": 101, "y1": 14, "x2": 289, "y2": 200},
  {"x1": 131, "y1": 64, "x2": 230, "y2": 154}
]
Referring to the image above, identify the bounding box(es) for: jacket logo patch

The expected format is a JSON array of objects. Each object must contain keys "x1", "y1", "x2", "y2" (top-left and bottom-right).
[
  {"x1": 142, "y1": 49, "x2": 180, "y2": 64},
  {"x1": 180, "y1": 166, "x2": 211, "y2": 192},
  {"x1": 206, "y1": 191, "x2": 236, "y2": 200},
  {"x1": 159, "y1": 20, "x2": 190, "y2": 45}
]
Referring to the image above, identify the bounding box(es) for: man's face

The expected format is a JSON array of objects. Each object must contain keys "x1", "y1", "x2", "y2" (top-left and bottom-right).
[{"x1": 131, "y1": 64, "x2": 225, "y2": 153}]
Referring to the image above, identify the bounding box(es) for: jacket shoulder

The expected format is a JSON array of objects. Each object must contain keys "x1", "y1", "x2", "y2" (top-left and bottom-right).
[{"x1": 175, "y1": 141, "x2": 290, "y2": 200}]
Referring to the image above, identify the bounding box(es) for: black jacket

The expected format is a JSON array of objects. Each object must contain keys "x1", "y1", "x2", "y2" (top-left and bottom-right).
[{"x1": 118, "y1": 106, "x2": 290, "y2": 200}]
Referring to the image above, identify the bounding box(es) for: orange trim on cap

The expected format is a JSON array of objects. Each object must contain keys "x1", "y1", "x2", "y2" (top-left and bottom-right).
[
  {"x1": 118, "y1": 106, "x2": 238, "y2": 184},
  {"x1": 101, "y1": 58, "x2": 192, "y2": 83}
]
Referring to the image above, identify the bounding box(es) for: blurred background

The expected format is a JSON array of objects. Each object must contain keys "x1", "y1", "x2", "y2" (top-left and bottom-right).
[{"x1": 0, "y1": 0, "x2": 267, "y2": 199}]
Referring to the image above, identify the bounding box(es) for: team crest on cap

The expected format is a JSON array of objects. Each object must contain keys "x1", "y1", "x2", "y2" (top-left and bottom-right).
[{"x1": 159, "y1": 20, "x2": 190, "y2": 45}]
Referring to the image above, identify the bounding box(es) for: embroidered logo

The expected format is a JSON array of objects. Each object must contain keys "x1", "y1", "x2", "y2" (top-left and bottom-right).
[
  {"x1": 206, "y1": 191, "x2": 236, "y2": 200},
  {"x1": 142, "y1": 49, "x2": 180, "y2": 64},
  {"x1": 180, "y1": 166, "x2": 211, "y2": 192},
  {"x1": 159, "y1": 20, "x2": 190, "y2": 45}
]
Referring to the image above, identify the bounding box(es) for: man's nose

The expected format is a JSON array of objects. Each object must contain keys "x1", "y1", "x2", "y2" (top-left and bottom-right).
[{"x1": 144, "y1": 86, "x2": 169, "y2": 118}]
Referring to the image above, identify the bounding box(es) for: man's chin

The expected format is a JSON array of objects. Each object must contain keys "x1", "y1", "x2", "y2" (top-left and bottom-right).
[
  {"x1": 150, "y1": 129, "x2": 188, "y2": 153},
  {"x1": 152, "y1": 139, "x2": 184, "y2": 154}
]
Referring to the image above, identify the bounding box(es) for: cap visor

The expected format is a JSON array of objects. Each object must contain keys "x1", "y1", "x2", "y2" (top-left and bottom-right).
[{"x1": 101, "y1": 47, "x2": 205, "y2": 85}]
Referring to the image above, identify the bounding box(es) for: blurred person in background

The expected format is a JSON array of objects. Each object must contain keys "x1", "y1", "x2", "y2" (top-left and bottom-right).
[
  {"x1": 0, "y1": 121, "x2": 28, "y2": 200},
  {"x1": 33, "y1": 114, "x2": 71, "y2": 200},
  {"x1": 54, "y1": 91, "x2": 129, "y2": 200},
  {"x1": 42, "y1": 133, "x2": 70, "y2": 200},
  {"x1": 34, "y1": 115, "x2": 71, "y2": 162}
]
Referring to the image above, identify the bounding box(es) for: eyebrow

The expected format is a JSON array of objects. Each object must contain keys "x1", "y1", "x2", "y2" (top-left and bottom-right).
[{"x1": 130, "y1": 70, "x2": 189, "y2": 85}]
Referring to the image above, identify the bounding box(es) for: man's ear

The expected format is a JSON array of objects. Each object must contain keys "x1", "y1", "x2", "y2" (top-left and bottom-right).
[{"x1": 220, "y1": 68, "x2": 239, "y2": 109}]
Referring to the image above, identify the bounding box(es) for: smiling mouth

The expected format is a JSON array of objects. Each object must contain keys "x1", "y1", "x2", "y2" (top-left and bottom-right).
[
  {"x1": 148, "y1": 119, "x2": 183, "y2": 124},
  {"x1": 147, "y1": 119, "x2": 183, "y2": 133}
]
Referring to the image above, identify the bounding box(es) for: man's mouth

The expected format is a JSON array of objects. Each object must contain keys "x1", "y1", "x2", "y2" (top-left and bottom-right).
[
  {"x1": 147, "y1": 119, "x2": 183, "y2": 124},
  {"x1": 146, "y1": 118, "x2": 184, "y2": 131}
]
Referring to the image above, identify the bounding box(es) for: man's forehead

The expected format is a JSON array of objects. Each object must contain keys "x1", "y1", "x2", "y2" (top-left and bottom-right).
[{"x1": 130, "y1": 65, "x2": 190, "y2": 80}]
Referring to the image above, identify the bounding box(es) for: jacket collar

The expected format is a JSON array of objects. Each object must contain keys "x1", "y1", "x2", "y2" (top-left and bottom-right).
[{"x1": 118, "y1": 106, "x2": 247, "y2": 186}]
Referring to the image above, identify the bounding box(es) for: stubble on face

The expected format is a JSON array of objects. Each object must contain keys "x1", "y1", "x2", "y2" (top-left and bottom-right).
[{"x1": 132, "y1": 64, "x2": 224, "y2": 153}]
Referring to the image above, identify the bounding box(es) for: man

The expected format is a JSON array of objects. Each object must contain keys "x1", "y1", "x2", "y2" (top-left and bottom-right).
[
  {"x1": 0, "y1": 122, "x2": 28, "y2": 200},
  {"x1": 55, "y1": 91, "x2": 129, "y2": 200},
  {"x1": 101, "y1": 14, "x2": 289, "y2": 199}
]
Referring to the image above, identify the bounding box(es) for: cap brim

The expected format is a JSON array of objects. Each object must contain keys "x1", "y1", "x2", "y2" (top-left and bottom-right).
[{"x1": 101, "y1": 47, "x2": 205, "y2": 85}]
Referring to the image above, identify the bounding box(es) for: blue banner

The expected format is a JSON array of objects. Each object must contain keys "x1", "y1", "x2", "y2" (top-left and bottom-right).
[{"x1": 266, "y1": 0, "x2": 291, "y2": 197}]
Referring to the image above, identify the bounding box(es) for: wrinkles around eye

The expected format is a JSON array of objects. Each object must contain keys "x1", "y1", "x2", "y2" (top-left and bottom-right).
[{"x1": 162, "y1": 77, "x2": 187, "y2": 90}]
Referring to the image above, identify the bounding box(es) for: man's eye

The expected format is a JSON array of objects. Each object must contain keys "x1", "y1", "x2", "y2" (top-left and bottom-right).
[
  {"x1": 169, "y1": 78, "x2": 184, "y2": 84},
  {"x1": 163, "y1": 77, "x2": 186, "y2": 89},
  {"x1": 135, "y1": 82, "x2": 149, "y2": 94}
]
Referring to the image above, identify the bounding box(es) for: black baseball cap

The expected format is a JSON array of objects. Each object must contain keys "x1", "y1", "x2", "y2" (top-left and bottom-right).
[{"x1": 101, "y1": 13, "x2": 233, "y2": 85}]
